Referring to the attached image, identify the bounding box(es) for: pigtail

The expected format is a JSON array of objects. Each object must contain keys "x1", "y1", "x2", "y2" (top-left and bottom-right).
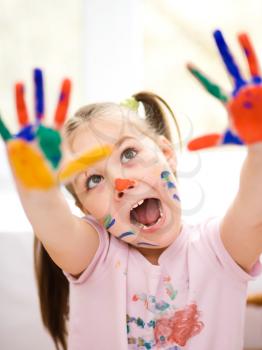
[
  {"x1": 133, "y1": 91, "x2": 181, "y2": 147},
  {"x1": 34, "y1": 237, "x2": 69, "y2": 350}
]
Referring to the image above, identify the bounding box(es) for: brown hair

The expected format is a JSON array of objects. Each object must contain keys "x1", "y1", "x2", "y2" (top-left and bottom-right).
[{"x1": 33, "y1": 91, "x2": 181, "y2": 350}]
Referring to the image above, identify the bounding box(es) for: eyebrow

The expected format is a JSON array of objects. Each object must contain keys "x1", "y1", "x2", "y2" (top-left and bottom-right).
[
  {"x1": 73, "y1": 136, "x2": 136, "y2": 186},
  {"x1": 114, "y1": 135, "x2": 136, "y2": 148}
]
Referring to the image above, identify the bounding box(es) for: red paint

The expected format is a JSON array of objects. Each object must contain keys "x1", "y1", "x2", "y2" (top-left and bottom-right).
[
  {"x1": 154, "y1": 303, "x2": 204, "y2": 347},
  {"x1": 187, "y1": 134, "x2": 221, "y2": 151},
  {"x1": 228, "y1": 85, "x2": 262, "y2": 143},
  {"x1": 54, "y1": 79, "x2": 71, "y2": 129},
  {"x1": 15, "y1": 83, "x2": 29, "y2": 126},
  {"x1": 238, "y1": 33, "x2": 260, "y2": 78},
  {"x1": 115, "y1": 178, "x2": 136, "y2": 191},
  {"x1": 132, "y1": 294, "x2": 139, "y2": 301}
]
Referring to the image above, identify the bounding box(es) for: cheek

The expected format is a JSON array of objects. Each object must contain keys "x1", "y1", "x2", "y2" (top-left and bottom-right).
[{"x1": 80, "y1": 188, "x2": 112, "y2": 219}]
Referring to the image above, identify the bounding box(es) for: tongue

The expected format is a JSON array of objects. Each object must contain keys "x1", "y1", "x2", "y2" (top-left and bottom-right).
[{"x1": 132, "y1": 198, "x2": 160, "y2": 225}]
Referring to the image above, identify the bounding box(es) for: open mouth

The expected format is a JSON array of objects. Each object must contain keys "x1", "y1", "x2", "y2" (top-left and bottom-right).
[{"x1": 130, "y1": 198, "x2": 163, "y2": 230}]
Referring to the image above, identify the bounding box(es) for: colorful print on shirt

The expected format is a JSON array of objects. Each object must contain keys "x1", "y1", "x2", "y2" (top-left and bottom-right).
[{"x1": 126, "y1": 275, "x2": 204, "y2": 349}]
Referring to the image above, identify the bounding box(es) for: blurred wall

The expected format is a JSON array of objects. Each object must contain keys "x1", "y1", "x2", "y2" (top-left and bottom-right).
[{"x1": 0, "y1": 0, "x2": 84, "y2": 130}]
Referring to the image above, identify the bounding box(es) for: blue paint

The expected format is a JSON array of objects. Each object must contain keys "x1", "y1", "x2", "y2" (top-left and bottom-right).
[
  {"x1": 137, "y1": 242, "x2": 159, "y2": 247},
  {"x1": 213, "y1": 30, "x2": 246, "y2": 92},
  {"x1": 34, "y1": 68, "x2": 44, "y2": 120},
  {"x1": 167, "y1": 181, "x2": 176, "y2": 189},
  {"x1": 221, "y1": 129, "x2": 244, "y2": 145},
  {"x1": 15, "y1": 124, "x2": 35, "y2": 141},
  {"x1": 173, "y1": 194, "x2": 180, "y2": 202},
  {"x1": 118, "y1": 231, "x2": 135, "y2": 239},
  {"x1": 160, "y1": 170, "x2": 171, "y2": 179},
  {"x1": 252, "y1": 76, "x2": 262, "y2": 84},
  {"x1": 105, "y1": 218, "x2": 115, "y2": 229},
  {"x1": 147, "y1": 320, "x2": 156, "y2": 328},
  {"x1": 59, "y1": 92, "x2": 65, "y2": 102}
]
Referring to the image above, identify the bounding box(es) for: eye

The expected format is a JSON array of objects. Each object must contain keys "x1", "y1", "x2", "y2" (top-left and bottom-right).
[
  {"x1": 85, "y1": 175, "x2": 104, "y2": 190},
  {"x1": 121, "y1": 147, "x2": 138, "y2": 163}
]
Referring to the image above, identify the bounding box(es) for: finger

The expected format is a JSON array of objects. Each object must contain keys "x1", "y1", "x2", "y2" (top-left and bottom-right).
[
  {"x1": 187, "y1": 134, "x2": 221, "y2": 151},
  {"x1": 54, "y1": 79, "x2": 71, "y2": 129},
  {"x1": 36, "y1": 125, "x2": 62, "y2": 169},
  {"x1": 34, "y1": 68, "x2": 45, "y2": 121},
  {"x1": 15, "y1": 83, "x2": 30, "y2": 126},
  {"x1": 238, "y1": 33, "x2": 261, "y2": 82},
  {"x1": 7, "y1": 139, "x2": 56, "y2": 189},
  {"x1": 0, "y1": 115, "x2": 12, "y2": 142},
  {"x1": 213, "y1": 30, "x2": 246, "y2": 92},
  {"x1": 187, "y1": 63, "x2": 228, "y2": 102},
  {"x1": 58, "y1": 145, "x2": 113, "y2": 183}
]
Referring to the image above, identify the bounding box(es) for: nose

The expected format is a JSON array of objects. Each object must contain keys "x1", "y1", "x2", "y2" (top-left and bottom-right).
[{"x1": 114, "y1": 178, "x2": 136, "y2": 198}]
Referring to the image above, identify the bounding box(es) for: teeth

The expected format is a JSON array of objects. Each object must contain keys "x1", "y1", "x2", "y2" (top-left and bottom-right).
[{"x1": 131, "y1": 199, "x2": 144, "y2": 210}]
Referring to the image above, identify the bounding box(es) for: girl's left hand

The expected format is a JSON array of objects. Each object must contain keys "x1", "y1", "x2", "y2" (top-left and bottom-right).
[{"x1": 187, "y1": 30, "x2": 262, "y2": 150}]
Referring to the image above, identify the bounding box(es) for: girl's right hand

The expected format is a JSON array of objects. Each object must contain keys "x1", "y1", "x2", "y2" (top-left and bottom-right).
[{"x1": 0, "y1": 69, "x2": 112, "y2": 190}]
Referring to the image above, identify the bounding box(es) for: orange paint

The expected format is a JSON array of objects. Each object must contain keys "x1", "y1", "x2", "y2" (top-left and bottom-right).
[
  {"x1": 54, "y1": 79, "x2": 71, "y2": 129},
  {"x1": 15, "y1": 83, "x2": 29, "y2": 126},
  {"x1": 228, "y1": 85, "x2": 262, "y2": 144},
  {"x1": 187, "y1": 134, "x2": 221, "y2": 151},
  {"x1": 115, "y1": 178, "x2": 136, "y2": 192},
  {"x1": 238, "y1": 33, "x2": 261, "y2": 78}
]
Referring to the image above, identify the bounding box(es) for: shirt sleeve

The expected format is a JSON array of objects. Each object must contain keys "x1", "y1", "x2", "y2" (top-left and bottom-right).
[
  {"x1": 63, "y1": 214, "x2": 110, "y2": 284},
  {"x1": 199, "y1": 217, "x2": 262, "y2": 282}
]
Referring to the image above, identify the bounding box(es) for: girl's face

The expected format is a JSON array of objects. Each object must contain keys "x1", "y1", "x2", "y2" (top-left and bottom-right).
[{"x1": 69, "y1": 114, "x2": 181, "y2": 250}]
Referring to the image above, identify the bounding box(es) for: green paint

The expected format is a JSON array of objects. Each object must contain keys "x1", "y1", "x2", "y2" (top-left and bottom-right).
[
  {"x1": 0, "y1": 116, "x2": 12, "y2": 141},
  {"x1": 103, "y1": 214, "x2": 111, "y2": 228},
  {"x1": 120, "y1": 97, "x2": 139, "y2": 111},
  {"x1": 36, "y1": 125, "x2": 62, "y2": 169},
  {"x1": 188, "y1": 65, "x2": 228, "y2": 102}
]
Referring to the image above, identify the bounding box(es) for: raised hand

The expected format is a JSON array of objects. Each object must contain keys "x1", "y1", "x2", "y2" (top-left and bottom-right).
[
  {"x1": 187, "y1": 30, "x2": 262, "y2": 151},
  {"x1": 0, "y1": 69, "x2": 111, "y2": 190}
]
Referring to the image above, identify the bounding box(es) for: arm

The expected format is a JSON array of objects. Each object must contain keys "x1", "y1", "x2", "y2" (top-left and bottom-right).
[
  {"x1": 18, "y1": 184, "x2": 100, "y2": 275},
  {"x1": 187, "y1": 30, "x2": 262, "y2": 272},
  {"x1": 1, "y1": 69, "x2": 101, "y2": 276},
  {"x1": 221, "y1": 143, "x2": 262, "y2": 272}
]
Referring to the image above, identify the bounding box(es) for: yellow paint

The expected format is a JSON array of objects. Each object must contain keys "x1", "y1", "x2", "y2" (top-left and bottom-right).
[
  {"x1": 7, "y1": 139, "x2": 56, "y2": 189},
  {"x1": 115, "y1": 260, "x2": 121, "y2": 268},
  {"x1": 58, "y1": 145, "x2": 112, "y2": 183}
]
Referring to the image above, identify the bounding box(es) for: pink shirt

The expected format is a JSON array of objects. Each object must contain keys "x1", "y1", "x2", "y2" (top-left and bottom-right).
[{"x1": 65, "y1": 216, "x2": 261, "y2": 350}]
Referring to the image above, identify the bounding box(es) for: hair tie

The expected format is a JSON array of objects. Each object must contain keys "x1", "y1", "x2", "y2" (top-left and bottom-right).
[{"x1": 120, "y1": 97, "x2": 146, "y2": 119}]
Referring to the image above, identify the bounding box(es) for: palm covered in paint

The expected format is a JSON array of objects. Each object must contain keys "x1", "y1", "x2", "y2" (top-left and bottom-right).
[
  {"x1": 187, "y1": 30, "x2": 262, "y2": 151},
  {"x1": 0, "y1": 68, "x2": 71, "y2": 189},
  {"x1": 0, "y1": 69, "x2": 112, "y2": 190}
]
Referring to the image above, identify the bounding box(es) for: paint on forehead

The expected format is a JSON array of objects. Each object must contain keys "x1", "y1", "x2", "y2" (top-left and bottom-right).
[
  {"x1": 118, "y1": 231, "x2": 136, "y2": 239},
  {"x1": 59, "y1": 144, "x2": 112, "y2": 183}
]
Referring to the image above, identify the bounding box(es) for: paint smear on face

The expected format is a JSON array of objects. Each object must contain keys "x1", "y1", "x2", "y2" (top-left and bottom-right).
[
  {"x1": 103, "y1": 214, "x2": 116, "y2": 229},
  {"x1": 161, "y1": 170, "x2": 180, "y2": 202},
  {"x1": 118, "y1": 231, "x2": 136, "y2": 239},
  {"x1": 137, "y1": 242, "x2": 160, "y2": 247},
  {"x1": 59, "y1": 144, "x2": 112, "y2": 183}
]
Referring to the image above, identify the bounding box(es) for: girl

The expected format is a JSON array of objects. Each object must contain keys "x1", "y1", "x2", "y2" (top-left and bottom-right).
[
  {"x1": 3, "y1": 30, "x2": 262, "y2": 350},
  {"x1": 24, "y1": 91, "x2": 262, "y2": 350}
]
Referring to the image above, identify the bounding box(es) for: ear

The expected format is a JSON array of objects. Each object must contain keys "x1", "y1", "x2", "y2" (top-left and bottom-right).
[{"x1": 157, "y1": 135, "x2": 177, "y2": 172}]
